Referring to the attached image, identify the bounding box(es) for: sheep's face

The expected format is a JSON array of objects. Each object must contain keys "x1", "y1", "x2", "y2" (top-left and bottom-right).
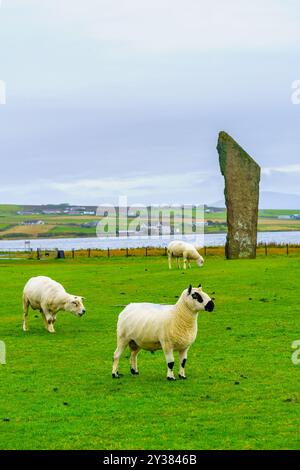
[
  {"x1": 196, "y1": 256, "x2": 204, "y2": 267},
  {"x1": 185, "y1": 285, "x2": 214, "y2": 313},
  {"x1": 66, "y1": 296, "x2": 86, "y2": 317}
]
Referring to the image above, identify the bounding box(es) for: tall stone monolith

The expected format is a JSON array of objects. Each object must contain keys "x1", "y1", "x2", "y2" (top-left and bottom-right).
[{"x1": 217, "y1": 131, "x2": 261, "y2": 259}]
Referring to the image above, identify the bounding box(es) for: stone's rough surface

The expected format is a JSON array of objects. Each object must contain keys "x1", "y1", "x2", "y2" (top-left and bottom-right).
[{"x1": 217, "y1": 131, "x2": 261, "y2": 259}]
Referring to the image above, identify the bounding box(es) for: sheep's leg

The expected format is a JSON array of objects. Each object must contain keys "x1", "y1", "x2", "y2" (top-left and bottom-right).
[
  {"x1": 41, "y1": 312, "x2": 49, "y2": 331},
  {"x1": 112, "y1": 337, "x2": 128, "y2": 378},
  {"x1": 48, "y1": 321, "x2": 55, "y2": 333},
  {"x1": 183, "y1": 256, "x2": 187, "y2": 270},
  {"x1": 168, "y1": 252, "x2": 172, "y2": 269},
  {"x1": 178, "y1": 349, "x2": 188, "y2": 379},
  {"x1": 43, "y1": 308, "x2": 55, "y2": 333},
  {"x1": 188, "y1": 259, "x2": 191, "y2": 269},
  {"x1": 163, "y1": 348, "x2": 176, "y2": 381},
  {"x1": 22, "y1": 295, "x2": 30, "y2": 332},
  {"x1": 52, "y1": 314, "x2": 57, "y2": 332},
  {"x1": 130, "y1": 348, "x2": 141, "y2": 375},
  {"x1": 177, "y1": 257, "x2": 181, "y2": 269}
]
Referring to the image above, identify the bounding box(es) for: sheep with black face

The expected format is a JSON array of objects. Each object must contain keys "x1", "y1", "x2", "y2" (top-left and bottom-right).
[{"x1": 112, "y1": 284, "x2": 214, "y2": 380}]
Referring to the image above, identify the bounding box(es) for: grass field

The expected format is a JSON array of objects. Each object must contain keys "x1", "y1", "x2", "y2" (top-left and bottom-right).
[{"x1": 0, "y1": 254, "x2": 300, "y2": 450}]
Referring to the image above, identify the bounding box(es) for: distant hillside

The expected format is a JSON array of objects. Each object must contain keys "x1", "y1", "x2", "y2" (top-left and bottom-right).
[{"x1": 0, "y1": 202, "x2": 300, "y2": 240}]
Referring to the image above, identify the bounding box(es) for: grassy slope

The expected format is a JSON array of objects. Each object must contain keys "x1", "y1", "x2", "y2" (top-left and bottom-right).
[
  {"x1": 1, "y1": 205, "x2": 300, "y2": 239},
  {"x1": 0, "y1": 255, "x2": 300, "y2": 450}
]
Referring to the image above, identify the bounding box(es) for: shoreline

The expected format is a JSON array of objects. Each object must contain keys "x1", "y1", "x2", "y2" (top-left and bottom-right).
[
  {"x1": 2, "y1": 228, "x2": 300, "y2": 241},
  {"x1": 1, "y1": 231, "x2": 300, "y2": 251}
]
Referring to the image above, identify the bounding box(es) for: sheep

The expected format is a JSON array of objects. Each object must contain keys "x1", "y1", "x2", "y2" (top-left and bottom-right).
[
  {"x1": 112, "y1": 284, "x2": 214, "y2": 380},
  {"x1": 22, "y1": 276, "x2": 86, "y2": 333},
  {"x1": 167, "y1": 240, "x2": 204, "y2": 269}
]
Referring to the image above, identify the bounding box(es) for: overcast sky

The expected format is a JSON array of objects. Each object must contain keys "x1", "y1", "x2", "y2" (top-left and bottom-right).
[{"x1": 0, "y1": 0, "x2": 299, "y2": 206}]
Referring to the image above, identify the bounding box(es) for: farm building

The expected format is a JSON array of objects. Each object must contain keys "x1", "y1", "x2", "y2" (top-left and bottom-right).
[{"x1": 21, "y1": 220, "x2": 45, "y2": 226}]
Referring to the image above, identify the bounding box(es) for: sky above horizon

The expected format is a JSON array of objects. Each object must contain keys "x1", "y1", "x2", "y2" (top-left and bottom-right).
[{"x1": 0, "y1": 0, "x2": 300, "y2": 206}]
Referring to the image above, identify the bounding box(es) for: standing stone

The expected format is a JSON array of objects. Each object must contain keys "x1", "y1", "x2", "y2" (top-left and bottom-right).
[{"x1": 217, "y1": 131, "x2": 261, "y2": 259}]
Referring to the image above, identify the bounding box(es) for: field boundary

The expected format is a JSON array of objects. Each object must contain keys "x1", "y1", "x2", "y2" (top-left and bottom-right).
[{"x1": 1, "y1": 243, "x2": 300, "y2": 260}]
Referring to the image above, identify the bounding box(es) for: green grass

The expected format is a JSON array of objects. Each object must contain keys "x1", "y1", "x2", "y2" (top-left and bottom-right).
[
  {"x1": 0, "y1": 204, "x2": 22, "y2": 215},
  {"x1": 0, "y1": 255, "x2": 300, "y2": 450},
  {"x1": 0, "y1": 224, "x2": 14, "y2": 232},
  {"x1": 259, "y1": 209, "x2": 300, "y2": 217},
  {"x1": 48, "y1": 225, "x2": 97, "y2": 236}
]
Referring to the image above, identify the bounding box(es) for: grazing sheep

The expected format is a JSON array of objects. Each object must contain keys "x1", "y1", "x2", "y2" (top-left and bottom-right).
[
  {"x1": 112, "y1": 284, "x2": 214, "y2": 380},
  {"x1": 167, "y1": 240, "x2": 204, "y2": 269},
  {"x1": 22, "y1": 276, "x2": 86, "y2": 333}
]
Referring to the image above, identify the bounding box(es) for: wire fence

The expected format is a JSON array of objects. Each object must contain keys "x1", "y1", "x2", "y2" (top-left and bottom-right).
[{"x1": 1, "y1": 243, "x2": 300, "y2": 260}]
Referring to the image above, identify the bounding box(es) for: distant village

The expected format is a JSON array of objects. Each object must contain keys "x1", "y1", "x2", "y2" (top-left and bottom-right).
[
  {"x1": 16, "y1": 204, "x2": 225, "y2": 231},
  {"x1": 17, "y1": 204, "x2": 97, "y2": 226},
  {"x1": 7, "y1": 204, "x2": 300, "y2": 236},
  {"x1": 276, "y1": 214, "x2": 300, "y2": 220},
  {"x1": 17, "y1": 204, "x2": 96, "y2": 217}
]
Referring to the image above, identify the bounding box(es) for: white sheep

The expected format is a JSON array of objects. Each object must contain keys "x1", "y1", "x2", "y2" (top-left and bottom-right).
[
  {"x1": 167, "y1": 240, "x2": 204, "y2": 269},
  {"x1": 112, "y1": 284, "x2": 214, "y2": 380},
  {"x1": 22, "y1": 276, "x2": 86, "y2": 333}
]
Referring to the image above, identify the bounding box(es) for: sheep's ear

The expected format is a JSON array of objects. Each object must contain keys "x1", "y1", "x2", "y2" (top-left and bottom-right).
[
  {"x1": 198, "y1": 284, "x2": 202, "y2": 290},
  {"x1": 188, "y1": 285, "x2": 192, "y2": 295},
  {"x1": 81, "y1": 296, "x2": 86, "y2": 300}
]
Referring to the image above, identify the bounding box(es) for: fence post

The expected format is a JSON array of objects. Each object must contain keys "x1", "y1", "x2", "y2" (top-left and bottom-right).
[
  {"x1": 265, "y1": 243, "x2": 267, "y2": 256},
  {"x1": 72, "y1": 249, "x2": 75, "y2": 259},
  {"x1": 287, "y1": 244, "x2": 289, "y2": 256},
  {"x1": 108, "y1": 248, "x2": 110, "y2": 258},
  {"x1": 164, "y1": 247, "x2": 167, "y2": 256},
  {"x1": 37, "y1": 248, "x2": 40, "y2": 260},
  {"x1": 204, "y1": 246, "x2": 207, "y2": 256},
  {"x1": 88, "y1": 248, "x2": 91, "y2": 258},
  {"x1": 145, "y1": 247, "x2": 148, "y2": 257}
]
